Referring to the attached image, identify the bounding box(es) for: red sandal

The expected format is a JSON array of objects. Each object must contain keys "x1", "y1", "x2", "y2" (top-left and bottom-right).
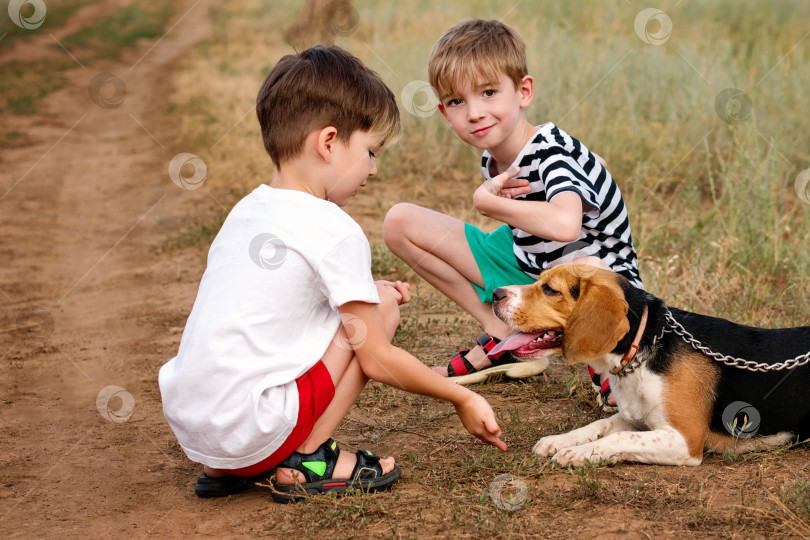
[
  {"x1": 445, "y1": 332, "x2": 549, "y2": 385},
  {"x1": 588, "y1": 365, "x2": 618, "y2": 413}
]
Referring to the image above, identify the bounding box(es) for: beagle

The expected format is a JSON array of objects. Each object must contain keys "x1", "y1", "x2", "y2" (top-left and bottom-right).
[{"x1": 489, "y1": 264, "x2": 810, "y2": 467}]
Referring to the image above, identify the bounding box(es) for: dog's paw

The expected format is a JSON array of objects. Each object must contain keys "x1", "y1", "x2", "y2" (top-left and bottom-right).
[
  {"x1": 532, "y1": 435, "x2": 566, "y2": 457},
  {"x1": 551, "y1": 445, "x2": 603, "y2": 467}
]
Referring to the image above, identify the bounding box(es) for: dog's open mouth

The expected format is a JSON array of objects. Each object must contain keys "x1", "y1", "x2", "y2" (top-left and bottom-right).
[{"x1": 490, "y1": 328, "x2": 564, "y2": 358}]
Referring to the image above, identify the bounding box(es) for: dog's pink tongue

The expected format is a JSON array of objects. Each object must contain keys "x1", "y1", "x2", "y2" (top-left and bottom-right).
[{"x1": 490, "y1": 332, "x2": 544, "y2": 356}]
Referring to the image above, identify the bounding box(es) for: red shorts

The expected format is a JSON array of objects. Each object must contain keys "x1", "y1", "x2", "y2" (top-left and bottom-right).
[{"x1": 224, "y1": 360, "x2": 335, "y2": 477}]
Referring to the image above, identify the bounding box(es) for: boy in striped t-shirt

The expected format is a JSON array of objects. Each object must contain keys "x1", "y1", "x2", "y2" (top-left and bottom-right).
[{"x1": 383, "y1": 19, "x2": 642, "y2": 411}]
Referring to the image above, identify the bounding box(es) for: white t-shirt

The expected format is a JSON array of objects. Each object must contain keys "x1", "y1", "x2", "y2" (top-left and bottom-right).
[{"x1": 158, "y1": 185, "x2": 379, "y2": 469}]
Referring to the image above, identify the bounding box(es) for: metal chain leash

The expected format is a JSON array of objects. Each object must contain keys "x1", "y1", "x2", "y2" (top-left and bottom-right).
[{"x1": 663, "y1": 308, "x2": 810, "y2": 372}]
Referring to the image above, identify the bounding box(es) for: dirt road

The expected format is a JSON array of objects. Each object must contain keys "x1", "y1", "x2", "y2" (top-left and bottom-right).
[{"x1": 0, "y1": 1, "x2": 263, "y2": 535}]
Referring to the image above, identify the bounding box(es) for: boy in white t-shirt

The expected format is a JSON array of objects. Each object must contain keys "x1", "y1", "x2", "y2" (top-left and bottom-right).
[{"x1": 158, "y1": 45, "x2": 505, "y2": 503}]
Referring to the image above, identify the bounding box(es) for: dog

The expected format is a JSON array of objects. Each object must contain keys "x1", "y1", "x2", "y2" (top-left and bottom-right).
[{"x1": 489, "y1": 263, "x2": 810, "y2": 466}]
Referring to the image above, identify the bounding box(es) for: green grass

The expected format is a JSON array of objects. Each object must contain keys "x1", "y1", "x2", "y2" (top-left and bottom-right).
[
  {"x1": 0, "y1": 59, "x2": 71, "y2": 115},
  {"x1": 0, "y1": 1, "x2": 177, "y2": 116},
  {"x1": 781, "y1": 479, "x2": 810, "y2": 521},
  {"x1": 0, "y1": 130, "x2": 33, "y2": 148},
  {"x1": 60, "y1": 3, "x2": 173, "y2": 60},
  {"x1": 0, "y1": 0, "x2": 96, "y2": 51}
]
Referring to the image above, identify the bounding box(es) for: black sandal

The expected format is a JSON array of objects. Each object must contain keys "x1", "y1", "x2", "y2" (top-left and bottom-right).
[
  {"x1": 194, "y1": 472, "x2": 251, "y2": 498},
  {"x1": 270, "y1": 439, "x2": 401, "y2": 503}
]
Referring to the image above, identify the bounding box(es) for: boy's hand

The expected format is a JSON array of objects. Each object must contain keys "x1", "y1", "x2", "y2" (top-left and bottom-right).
[
  {"x1": 454, "y1": 390, "x2": 507, "y2": 451},
  {"x1": 376, "y1": 280, "x2": 411, "y2": 305},
  {"x1": 592, "y1": 152, "x2": 607, "y2": 168},
  {"x1": 483, "y1": 166, "x2": 529, "y2": 199}
]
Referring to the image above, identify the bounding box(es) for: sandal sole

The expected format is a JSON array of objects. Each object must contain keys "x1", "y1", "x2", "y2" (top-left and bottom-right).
[
  {"x1": 194, "y1": 475, "x2": 251, "y2": 498},
  {"x1": 449, "y1": 357, "x2": 550, "y2": 386},
  {"x1": 270, "y1": 464, "x2": 402, "y2": 503}
]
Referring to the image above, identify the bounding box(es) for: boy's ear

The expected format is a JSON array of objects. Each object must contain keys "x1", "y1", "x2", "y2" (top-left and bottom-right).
[
  {"x1": 437, "y1": 103, "x2": 447, "y2": 119},
  {"x1": 315, "y1": 126, "x2": 339, "y2": 162},
  {"x1": 519, "y1": 75, "x2": 534, "y2": 108}
]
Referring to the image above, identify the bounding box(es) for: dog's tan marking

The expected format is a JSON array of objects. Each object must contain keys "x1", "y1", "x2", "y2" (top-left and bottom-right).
[
  {"x1": 662, "y1": 349, "x2": 720, "y2": 459},
  {"x1": 562, "y1": 269, "x2": 629, "y2": 363},
  {"x1": 705, "y1": 430, "x2": 795, "y2": 453},
  {"x1": 504, "y1": 265, "x2": 630, "y2": 364}
]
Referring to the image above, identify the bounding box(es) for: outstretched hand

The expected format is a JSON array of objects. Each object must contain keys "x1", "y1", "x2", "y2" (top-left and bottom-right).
[{"x1": 454, "y1": 390, "x2": 507, "y2": 451}]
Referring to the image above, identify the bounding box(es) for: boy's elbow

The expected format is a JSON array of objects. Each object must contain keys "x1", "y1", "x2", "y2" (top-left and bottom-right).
[
  {"x1": 557, "y1": 217, "x2": 582, "y2": 243},
  {"x1": 472, "y1": 190, "x2": 493, "y2": 216},
  {"x1": 355, "y1": 344, "x2": 396, "y2": 382}
]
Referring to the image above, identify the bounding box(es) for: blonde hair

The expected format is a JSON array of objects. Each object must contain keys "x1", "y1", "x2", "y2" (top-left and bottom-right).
[
  {"x1": 429, "y1": 19, "x2": 528, "y2": 99},
  {"x1": 257, "y1": 45, "x2": 400, "y2": 166}
]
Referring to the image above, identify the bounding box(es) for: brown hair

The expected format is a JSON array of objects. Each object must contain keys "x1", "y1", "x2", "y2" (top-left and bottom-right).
[
  {"x1": 428, "y1": 19, "x2": 528, "y2": 100},
  {"x1": 256, "y1": 45, "x2": 400, "y2": 166}
]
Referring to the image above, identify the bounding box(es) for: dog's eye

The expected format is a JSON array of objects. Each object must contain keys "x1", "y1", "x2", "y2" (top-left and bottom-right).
[{"x1": 542, "y1": 283, "x2": 561, "y2": 296}]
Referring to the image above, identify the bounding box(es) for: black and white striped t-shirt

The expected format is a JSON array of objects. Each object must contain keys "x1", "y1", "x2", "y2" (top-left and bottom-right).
[{"x1": 481, "y1": 123, "x2": 642, "y2": 288}]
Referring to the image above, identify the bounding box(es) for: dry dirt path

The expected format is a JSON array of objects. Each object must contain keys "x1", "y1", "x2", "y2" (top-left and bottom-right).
[{"x1": 0, "y1": 1, "x2": 275, "y2": 536}]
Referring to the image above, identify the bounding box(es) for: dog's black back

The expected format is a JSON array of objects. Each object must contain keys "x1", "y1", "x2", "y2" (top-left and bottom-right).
[
  {"x1": 668, "y1": 308, "x2": 810, "y2": 440},
  {"x1": 617, "y1": 281, "x2": 810, "y2": 441}
]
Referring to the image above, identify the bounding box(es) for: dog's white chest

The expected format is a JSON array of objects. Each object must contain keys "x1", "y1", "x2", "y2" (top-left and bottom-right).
[{"x1": 611, "y1": 369, "x2": 667, "y2": 430}]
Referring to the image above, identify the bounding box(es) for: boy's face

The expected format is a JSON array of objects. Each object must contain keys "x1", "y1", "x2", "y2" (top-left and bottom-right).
[
  {"x1": 438, "y1": 72, "x2": 533, "y2": 156},
  {"x1": 325, "y1": 130, "x2": 383, "y2": 207}
]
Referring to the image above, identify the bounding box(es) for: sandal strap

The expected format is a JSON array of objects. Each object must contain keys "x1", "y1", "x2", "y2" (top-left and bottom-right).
[
  {"x1": 276, "y1": 438, "x2": 340, "y2": 483},
  {"x1": 588, "y1": 365, "x2": 612, "y2": 398},
  {"x1": 448, "y1": 333, "x2": 518, "y2": 376},
  {"x1": 350, "y1": 449, "x2": 384, "y2": 481},
  {"x1": 448, "y1": 350, "x2": 474, "y2": 377},
  {"x1": 588, "y1": 365, "x2": 599, "y2": 386},
  {"x1": 475, "y1": 332, "x2": 495, "y2": 350},
  {"x1": 478, "y1": 333, "x2": 515, "y2": 364}
]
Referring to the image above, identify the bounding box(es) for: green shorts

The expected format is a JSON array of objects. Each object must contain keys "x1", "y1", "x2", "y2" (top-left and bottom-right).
[{"x1": 465, "y1": 223, "x2": 536, "y2": 303}]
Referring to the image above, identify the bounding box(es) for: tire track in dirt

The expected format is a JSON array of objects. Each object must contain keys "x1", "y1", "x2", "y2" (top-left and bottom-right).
[{"x1": 0, "y1": 1, "x2": 257, "y2": 536}]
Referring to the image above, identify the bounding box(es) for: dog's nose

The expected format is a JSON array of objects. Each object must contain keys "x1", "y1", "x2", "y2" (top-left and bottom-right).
[{"x1": 492, "y1": 288, "x2": 506, "y2": 302}]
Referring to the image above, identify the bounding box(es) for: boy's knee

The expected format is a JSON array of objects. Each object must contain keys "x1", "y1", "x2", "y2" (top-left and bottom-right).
[{"x1": 382, "y1": 203, "x2": 415, "y2": 249}]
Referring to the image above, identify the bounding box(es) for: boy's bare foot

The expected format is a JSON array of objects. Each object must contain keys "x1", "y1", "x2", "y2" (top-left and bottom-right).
[{"x1": 275, "y1": 451, "x2": 396, "y2": 484}]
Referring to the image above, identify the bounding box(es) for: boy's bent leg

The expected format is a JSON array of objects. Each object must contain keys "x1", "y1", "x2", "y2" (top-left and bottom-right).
[
  {"x1": 277, "y1": 283, "x2": 400, "y2": 483},
  {"x1": 383, "y1": 203, "x2": 508, "y2": 339}
]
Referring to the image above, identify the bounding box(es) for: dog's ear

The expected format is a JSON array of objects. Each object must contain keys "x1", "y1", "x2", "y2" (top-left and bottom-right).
[{"x1": 562, "y1": 273, "x2": 630, "y2": 363}]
